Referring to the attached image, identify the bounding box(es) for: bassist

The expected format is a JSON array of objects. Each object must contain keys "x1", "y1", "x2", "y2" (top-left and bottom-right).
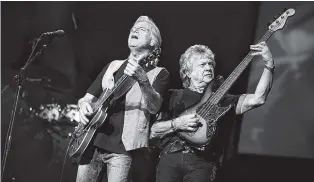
[{"x1": 150, "y1": 43, "x2": 274, "y2": 182}]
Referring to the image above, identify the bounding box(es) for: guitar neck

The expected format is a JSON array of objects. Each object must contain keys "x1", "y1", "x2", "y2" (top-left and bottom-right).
[
  {"x1": 210, "y1": 29, "x2": 274, "y2": 104},
  {"x1": 92, "y1": 74, "x2": 130, "y2": 111},
  {"x1": 88, "y1": 48, "x2": 161, "y2": 111}
]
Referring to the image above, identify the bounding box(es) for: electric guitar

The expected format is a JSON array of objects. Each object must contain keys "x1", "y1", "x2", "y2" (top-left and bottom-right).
[
  {"x1": 68, "y1": 49, "x2": 160, "y2": 158},
  {"x1": 176, "y1": 8, "x2": 295, "y2": 148}
]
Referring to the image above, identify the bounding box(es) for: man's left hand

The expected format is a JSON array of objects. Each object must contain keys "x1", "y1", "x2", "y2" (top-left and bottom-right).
[
  {"x1": 124, "y1": 58, "x2": 149, "y2": 84},
  {"x1": 250, "y1": 41, "x2": 274, "y2": 66}
]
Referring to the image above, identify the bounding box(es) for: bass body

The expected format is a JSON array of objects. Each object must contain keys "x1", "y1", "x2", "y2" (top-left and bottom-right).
[{"x1": 177, "y1": 82, "x2": 231, "y2": 148}]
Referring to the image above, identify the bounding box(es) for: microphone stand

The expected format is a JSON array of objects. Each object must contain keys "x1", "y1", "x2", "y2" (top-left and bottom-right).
[{"x1": 1, "y1": 33, "x2": 50, "y2": 178}]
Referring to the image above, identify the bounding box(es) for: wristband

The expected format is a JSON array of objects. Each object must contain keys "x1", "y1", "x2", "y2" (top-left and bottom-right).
[
  {"x1": 265, "y1": 64, "x2": 275, "y2": 72},
  {"x1": 171, "y1": 119, "x2": 177, "y2": 132}
]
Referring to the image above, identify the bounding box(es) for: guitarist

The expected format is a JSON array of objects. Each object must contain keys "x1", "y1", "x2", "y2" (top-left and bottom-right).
[
  {"x1": 76, "y1": 16, "x2": 170, "y2": 182},
  {"x1": 150, "y1": 43, "x2": 274, "y2": 182}
]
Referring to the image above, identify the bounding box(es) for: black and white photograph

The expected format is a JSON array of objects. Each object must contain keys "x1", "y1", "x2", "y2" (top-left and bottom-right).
[{"x1": 1, "y1": 1, "x2": 314, "y2": 182}]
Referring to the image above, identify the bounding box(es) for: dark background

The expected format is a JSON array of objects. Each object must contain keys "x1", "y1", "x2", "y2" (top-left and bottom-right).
[
  {"x1": 1, "y1": 1, "x2": 257, "y2": 97},
  {"x1": 1, "y1": 1, "x2": 314, "y2": 182},
  {"x1": 240, "y1": 1, "x2": 314, "y2": 159}
]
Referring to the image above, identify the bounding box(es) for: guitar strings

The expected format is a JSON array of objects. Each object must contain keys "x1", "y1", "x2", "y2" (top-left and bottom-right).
[
  {"x1": 82, "y1": 89, "x2": 111, "y2": 132},
  {"x1": 74, "y1": 50, "x2": 160, "y2": 134},
  {"x1": 94, "y1": 74, "x2": 129, "y2": 111},
  {"x1": 199, "y1": 30, "x2": 273, "y2": 116},
  {"x1": 198, "y1": 15, "x2": 287, "y2": 117},
  {"x1": 197, "y1": 30, "x2": 273, "y2": 117},
  {"x1": 93, "y1": 49, "x2": 159, "y2": 111},
  {"x1": 195, "y1": 30, "x2": 272, "y2": 136},
  {"x1": 211, "y1": 30, "x2": 273, "y2": 103}
]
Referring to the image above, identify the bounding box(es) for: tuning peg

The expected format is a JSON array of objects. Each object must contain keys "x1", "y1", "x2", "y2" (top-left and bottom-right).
[
  {"x1": 283, "y1": 7, "x2": 288, "y2": 11},
  {"x1": 273, "y1": 16, "x2": 278, "y2": 20},
  {"x1": 277, "y1": 14, "x2": 283, "y2": 18},
  {"x1": 267, "y1": 21, "x2": 272, "y2": 26}
]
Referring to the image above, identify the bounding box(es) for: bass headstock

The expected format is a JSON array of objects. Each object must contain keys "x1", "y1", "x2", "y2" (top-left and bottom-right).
[{"x1": 268, "y1": 8, "x2": 295, "y2": 32}]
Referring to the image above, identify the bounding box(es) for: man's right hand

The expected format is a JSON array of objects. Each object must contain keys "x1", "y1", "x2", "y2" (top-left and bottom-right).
[
  {"x1": 173, "y1": 114, "x2": 200, "y2": 132},
  {"x1": 78, "y1": 101, "x2": 94, "y2": 125}
]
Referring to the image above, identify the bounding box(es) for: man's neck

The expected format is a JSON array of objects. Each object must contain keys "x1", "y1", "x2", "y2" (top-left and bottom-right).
[
  {"x1": 189, "y1": 81, "x2": 213, "y2": 94},
  {"x1": 188, "y1": 85, "x2": 205, "y2": 93},
  {"x1": 129, "y1": 49, "x2": 150, "y2": 62}
]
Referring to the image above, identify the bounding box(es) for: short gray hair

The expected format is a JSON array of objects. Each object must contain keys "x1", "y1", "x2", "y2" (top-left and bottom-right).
[
  {"x1": 179, "y1": 45, "x2": 216, "y2": 88},
  {"x1": 134, "y1": 16, "x2": 162, "y2": 51}
]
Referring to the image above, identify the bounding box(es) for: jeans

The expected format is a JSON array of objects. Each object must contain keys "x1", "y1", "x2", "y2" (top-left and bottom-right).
[
  {"x1": 129, "y1": 148, "x2": 157, "y2": 182},
  {"x1": 76, "y1": 149, "x2": 132, "y2": 182},
  {"x1": 156, "y1": 151, "x2": 217, "y2": 182}
]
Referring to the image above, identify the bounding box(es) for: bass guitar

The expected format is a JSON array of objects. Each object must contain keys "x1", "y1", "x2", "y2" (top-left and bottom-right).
[{"x1": 176, "y1": 8, "x2": 295, "y2": 148}]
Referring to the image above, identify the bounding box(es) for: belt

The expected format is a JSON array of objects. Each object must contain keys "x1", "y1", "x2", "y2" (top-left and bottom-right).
[
  {"x1": 160, "y1": 140, "x2": 197, "y2": 155},
  {"x1": 159, "y1": 140, "x2": 217, "y2": 161}
]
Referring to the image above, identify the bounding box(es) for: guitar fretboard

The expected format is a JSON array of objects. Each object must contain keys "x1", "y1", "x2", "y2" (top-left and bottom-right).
[
  {"x1": 197, "y1": 29, "x2": 274, "y2": 117},
  {"x1": 91, "y1": 50, "x2": 159, "y2": 111},
  {"x1": 93, "y1": 74, "x2": 131, "y2": 111}
]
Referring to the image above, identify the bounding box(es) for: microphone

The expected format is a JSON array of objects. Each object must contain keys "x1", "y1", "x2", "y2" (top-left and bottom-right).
[{"x1": 41, "y1": 30, "x2": 65, "y2": 38}]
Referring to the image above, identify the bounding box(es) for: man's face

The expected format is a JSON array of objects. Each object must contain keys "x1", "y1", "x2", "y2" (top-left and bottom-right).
[
  {"x1": 128, "y1": 21, "x2": 152, "y2": 50},
  {"x1": 188, "y1": 55, "x2": 215, "y2": 88}
]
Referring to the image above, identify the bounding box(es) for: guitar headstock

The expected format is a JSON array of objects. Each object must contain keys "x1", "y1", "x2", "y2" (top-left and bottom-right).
[
  {"x1": 268, "y1": 8, "x2": 295, "y2": 32},
  {"x1": 149, "y1": 47, "x2": 161, "y2": 60},
  {"x1": 139, "y1": 47, "x2": 161, "y2": 69}
]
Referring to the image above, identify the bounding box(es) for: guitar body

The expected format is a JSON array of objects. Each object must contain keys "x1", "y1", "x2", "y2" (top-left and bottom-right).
[
  {"x1": 177, "y1": 84, "x2": 231, "y2": 147},
  {"x1": 68, "y1": 80, "x2": 137, "y2": 158},
  {"x1": 178, "y1": 105, "x2": 231, "y2": 147},
  {"x1": 68, "y1": 107, "x2": 108, "y2": 158}
]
